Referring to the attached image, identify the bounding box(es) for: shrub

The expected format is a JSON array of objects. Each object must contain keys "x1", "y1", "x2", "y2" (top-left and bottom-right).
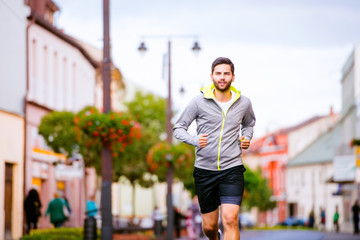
[{"x1": 21, "y1": 227, "x2": 99, "y2": 240}]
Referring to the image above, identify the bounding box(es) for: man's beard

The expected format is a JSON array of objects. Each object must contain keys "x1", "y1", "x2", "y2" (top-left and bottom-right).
[{"x1": 213, "y1": 80, "x2": 232, "y2": 92}]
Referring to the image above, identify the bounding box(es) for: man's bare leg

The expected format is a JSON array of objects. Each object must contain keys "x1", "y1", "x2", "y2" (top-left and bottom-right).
[
  {"x1": 201, "y1": 208, "x2": 220, "y2": 240},
  {"x1": 221, "y1": 204, "x2": 240, "y2": 240}
]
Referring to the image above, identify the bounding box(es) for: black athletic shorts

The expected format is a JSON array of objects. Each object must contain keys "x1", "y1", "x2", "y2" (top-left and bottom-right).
[{"x1": 193, "y1": 165, "x2": 246, "y2": 214}]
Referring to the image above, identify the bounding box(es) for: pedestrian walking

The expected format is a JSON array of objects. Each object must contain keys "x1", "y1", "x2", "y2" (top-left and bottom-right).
[
  {"x1": 152, "y1": 206, "x2": 164, "y2": 238},
  {"x1": 24, "y1": 189, "x2": 42, "y2": 234},
  {"x1": 186, "y1": 195, "x2": 202, "y2": 240},
  {"x1": 309, "y1": 209, "x2": 315, "y2": 228},
  {"x1": 173, "y1": 57, "x2": 256, "y2": 240},
  {"x1": 352, "y1": 199, "x2": 359, "y2": 234},
  {"x1": 45, "y1": 192, "x2": 70, "y2": 228},
  {"x1": 320, "y1": 207, "x2": 326, "y2": 231},
  {"x1": 174, "y1": 206, "x2": 186, "y2": 238},
  {"x1": 333, "y1": 205, "x2": 339, "y2": 233},
  {"x1": 86, "y1": 195, "x2": 98, "y2": 218}
]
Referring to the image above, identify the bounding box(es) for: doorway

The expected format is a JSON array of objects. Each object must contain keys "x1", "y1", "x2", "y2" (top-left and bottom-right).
[
  {"x1": 4, "y1": 163, "x2": 13, "y2": 239},
  {"x1": 288, "y1": 202, "x2": 298, "y2": 217}
]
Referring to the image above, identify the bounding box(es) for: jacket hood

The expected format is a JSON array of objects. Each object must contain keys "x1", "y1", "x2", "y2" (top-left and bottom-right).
[{"x1": 201, "y1": 84, "x2": 241, "y2": 99}]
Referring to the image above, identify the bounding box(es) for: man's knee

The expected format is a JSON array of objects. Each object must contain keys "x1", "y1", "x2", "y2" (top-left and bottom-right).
[
  {"x1": 202, "y1": 222, "x2": 218, "y2": 236},
  {"x1": 222, "y1": 214, "x2": 238, "y2": 229}
]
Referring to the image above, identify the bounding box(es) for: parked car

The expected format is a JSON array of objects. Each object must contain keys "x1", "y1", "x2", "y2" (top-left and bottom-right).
[
  {"x1": 278, "y1": 217, "x2": 305, "y2": 227},
  {"x1": 239, "y1": 213, "x2": 255, "y2": 228},
  {"x1": 219, "y1": 212, "x2": 255, "y2": 231}
]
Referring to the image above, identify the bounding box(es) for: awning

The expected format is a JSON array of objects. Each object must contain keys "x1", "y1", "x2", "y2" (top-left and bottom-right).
[{"x1": 326, "y1": 176, "x2": 354, "y2": 184}]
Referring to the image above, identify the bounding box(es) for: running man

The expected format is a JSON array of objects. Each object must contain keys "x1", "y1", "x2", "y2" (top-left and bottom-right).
[{"x1": 173, "y1": 57, "x2": 256, "y2": 240}]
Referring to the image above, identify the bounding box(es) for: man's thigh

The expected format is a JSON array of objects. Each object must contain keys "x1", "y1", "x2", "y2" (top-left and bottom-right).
[
  {"x1": 219, "y1": 165, "x2": 245, "y2": 205},
  {"x1": 202, "y1": 208, "x2": 219, "y2": 228},
  {"x1": 193, "y1": 167, "x2": 220, "y2": 214}
]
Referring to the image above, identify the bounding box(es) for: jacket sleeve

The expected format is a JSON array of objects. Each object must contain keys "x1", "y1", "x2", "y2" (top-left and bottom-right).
[
  {"x1": 241, "y1": 100, "x2": 256, "y2": 140},
  {"x1": 173, "y1": 98, "x2": 200, "y2": 147}
]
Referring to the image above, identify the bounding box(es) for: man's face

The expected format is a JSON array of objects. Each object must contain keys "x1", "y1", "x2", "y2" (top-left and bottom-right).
[{"x1": 211, "y1": 64, "x2": 234, "y2": 92}]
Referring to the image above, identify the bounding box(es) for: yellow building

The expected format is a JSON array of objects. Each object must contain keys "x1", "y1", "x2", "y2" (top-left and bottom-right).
[{"x1": 0, "y1": 111, "x2": 25, "y2": 239}]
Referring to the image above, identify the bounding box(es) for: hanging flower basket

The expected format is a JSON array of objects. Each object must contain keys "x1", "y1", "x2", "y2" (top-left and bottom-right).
[
  {"x1": 74, "y1": 106, "x2": 141, "y2": 152},
  {"x1": 146, "y1": 141, "x2": 194, "y2": 182}
]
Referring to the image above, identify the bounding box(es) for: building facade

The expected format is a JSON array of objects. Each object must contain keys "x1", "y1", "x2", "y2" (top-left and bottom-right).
[
  {"x1": 0, "y1": 0, "x2": 30, "y2": 239},
  {"x1": 332, "y1": 44, "x2": 360, "y2": 232},
  {"x1": 25, "y1": 0, "x2": 99, "y2": 229},
  {"x1": 287, "y1": 123, "x2": 343, "y2": 231},
  {"x1": 244, "y1": 112, "x2": 338, "y2": 226},
  {"x1": 285, "y1": 45, "x2": 360, "y2": 233}
]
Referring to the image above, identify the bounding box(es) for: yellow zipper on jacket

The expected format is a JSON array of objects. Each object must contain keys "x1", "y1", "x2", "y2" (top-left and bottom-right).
[
  {"x1": 217, "y1": 113, "x2": 226, "y2": 170},
  {"x1": 217, "y1": 106, "x2": 233, "y2": 170}
]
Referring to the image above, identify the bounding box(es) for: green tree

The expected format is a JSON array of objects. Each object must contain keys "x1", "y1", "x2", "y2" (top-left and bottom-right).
[
  {"x1": 243, "y1": 166, "x2": 276, "y2": 211},
  {"x1": 124, "y1": 91, "x2": 198, "y2": 214},
  {"x1": 124, "y1": 91, "x2": 166, "y2": 144},
  {"x1": 119, "y1": 91, "x2": 167, "y2": 218},
  {"x1": 38, "y1": 111, "x2": 77, "y2": 158}
]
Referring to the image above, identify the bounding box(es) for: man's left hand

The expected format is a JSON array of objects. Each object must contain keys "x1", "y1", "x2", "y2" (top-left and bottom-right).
[{"x1": 240, "y1": 136, "x2": 250, "y2": 149}]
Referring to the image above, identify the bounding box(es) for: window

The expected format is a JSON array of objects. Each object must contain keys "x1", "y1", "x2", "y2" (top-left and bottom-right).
[
  {"x1": 43, "y1": 45, "x2": 48, "y2": 104},
  {"x1": 63, "y1": 57, "x2": 67, "y2": 109},
  {"x1": 72, "y1": 63, "x2": 76, "y2": 110},
  {"x1": 53, "y1": 52, "x2": 58, "y2": 109},
  {"x1": 31, "y1": 39, "x2": 37, "y2": 98}
]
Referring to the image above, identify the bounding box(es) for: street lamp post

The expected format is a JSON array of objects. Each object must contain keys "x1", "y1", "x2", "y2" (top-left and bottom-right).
[
  {"x1": 101, "y1": 0, "x2": 112, "y2": 239},
  {"x1": 138, "y1": 36, "x2": 200, "y2": 240}
]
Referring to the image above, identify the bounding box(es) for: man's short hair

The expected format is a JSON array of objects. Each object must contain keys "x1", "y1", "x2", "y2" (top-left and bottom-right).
[{"x1": 211, "y1": 57, "x2": 234, "y2": 75}]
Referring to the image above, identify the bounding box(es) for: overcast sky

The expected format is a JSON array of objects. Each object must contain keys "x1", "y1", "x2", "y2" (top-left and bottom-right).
[{"x1": 54, "y1": 0, "x2": 360, "y2": 137}]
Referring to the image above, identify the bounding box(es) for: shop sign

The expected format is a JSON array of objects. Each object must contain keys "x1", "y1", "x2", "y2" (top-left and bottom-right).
[{"x1": 55, "y1": 164, "x2": 83, "y2": 180}]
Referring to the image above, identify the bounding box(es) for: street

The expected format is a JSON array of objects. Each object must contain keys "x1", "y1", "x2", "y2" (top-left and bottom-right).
[
  {"x1": 239, "y1": 230, "x2": 359, "y2": 240},
  {"x1": 177, "y1": 230, "x2": 360, "y2": 240}
]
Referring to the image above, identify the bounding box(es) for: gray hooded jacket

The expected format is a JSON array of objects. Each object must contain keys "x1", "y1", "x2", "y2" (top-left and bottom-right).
[{"x1": 173, "y1": 84, "x2": 256, "y2": 171}]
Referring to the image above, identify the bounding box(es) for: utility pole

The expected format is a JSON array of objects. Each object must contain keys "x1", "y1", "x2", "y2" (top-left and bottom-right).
[
  {"x1": 101, "y1": 0, "x2": 112, "y2": 239},
  {"x1": 165, "y1": 40, "x2": 174, "y2": 240},
  {"x1": 138, "y1": 37, "x2": 200, "y2": 240}
]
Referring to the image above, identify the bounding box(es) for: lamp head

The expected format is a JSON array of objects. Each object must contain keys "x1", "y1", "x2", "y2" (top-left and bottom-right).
[
  {"x1": 192, "y1": 41, "x2": 201, "y2": 55},
  {"x1": 138, "y1": 42, "x2": 147, "y2": 55}
]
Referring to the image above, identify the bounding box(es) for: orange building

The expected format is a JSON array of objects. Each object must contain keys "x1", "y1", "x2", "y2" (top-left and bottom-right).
[{"x1": 248, "y1": 130, "x2": 289, "y2": 225}]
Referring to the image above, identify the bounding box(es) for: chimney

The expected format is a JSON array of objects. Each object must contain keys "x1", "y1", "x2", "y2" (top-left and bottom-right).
[{"x1": 26, "y1": 0, "x2": 60, "y2": 25}]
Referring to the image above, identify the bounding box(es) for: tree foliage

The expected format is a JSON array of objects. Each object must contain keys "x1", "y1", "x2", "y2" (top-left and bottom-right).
[
  {"x1": 119, "y1": 91, "x2": 168, "y2": 218},
  {"x1": 124, "y1": 91, "x2": 166, "y2": 144},
  {"x1": 243, "y1": 166, "x2": 276, "y2": 211},
  {"x1": 125, "y1": 91, "x2": 197, "y2": 195},
  {"x1": 38, "y1": 111, "x2": 77, "y2": 157},
  {"x1": 120, "y1": 91, "x2": 167, "y2": 185}
]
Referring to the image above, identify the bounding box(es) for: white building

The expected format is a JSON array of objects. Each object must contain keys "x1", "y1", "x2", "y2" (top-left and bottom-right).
[
  {"x1": 25, "y1": 0, "x2": 100, "y2": 229},
  {"x1": 333, "y1": 44, "x2": 360, "y2": 232},
  {"x1": 286, "y1": 44, "x2": 360, "y2": 233},
  {"x1": 287, "y1": 123, "x2": 343, "y2": 231}
]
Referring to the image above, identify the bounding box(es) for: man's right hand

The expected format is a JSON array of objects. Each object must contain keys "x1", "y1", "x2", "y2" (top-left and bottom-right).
[{"x1": 199, "y1": 134, "x2": 208, "y2": 148}]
